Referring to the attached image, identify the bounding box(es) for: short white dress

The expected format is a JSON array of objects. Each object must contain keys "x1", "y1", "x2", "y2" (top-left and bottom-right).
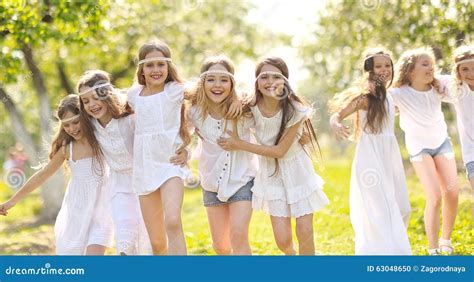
[
  {"x1": 250, "y1": 102, "x2": 329, "y2": 218},
  {"x1": 127, "y1": 82, "x2": 190, "y2": 195},
  {"x1": 54, "y1": 142, "x2": 114, "y2": 255},
  {"x1": 349, "y1": 94, "x2": 412, "y2": 255}
]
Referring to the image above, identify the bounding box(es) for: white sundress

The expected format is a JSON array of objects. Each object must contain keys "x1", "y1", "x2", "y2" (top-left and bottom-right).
[
  {"x1": 54, "y1": 142, "x2": 113, "y2": 255},
  {"x1": 127, "y1": 82, "x2": 190, "y2": 195},
  {"x1": 250, "y1": 102, "x2": 329, "y2": 218},
  {"x1": 349, "y1": 94, "x2": 412, "y2": 255}
]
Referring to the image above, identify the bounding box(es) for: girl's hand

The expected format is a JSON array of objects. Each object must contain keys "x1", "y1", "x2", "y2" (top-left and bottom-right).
[
  {"x1": 226, "y1": 98, "x2": 243, "y2": 119},
  {"x1": 299, "y1": 130, "x2": 311, "y2": 146},
  {"x1": 217, "y1": 130, "x2": 242, "y2": 151},
  {"x1": 169, "y1": 149, "x2": 188, "y2": 167},
  {"x1": 330, "y1": 113, "x2": 350, "y2": 140},
  {"x1": 0, "y1": 200, "x2": 15, "y2": 216}
]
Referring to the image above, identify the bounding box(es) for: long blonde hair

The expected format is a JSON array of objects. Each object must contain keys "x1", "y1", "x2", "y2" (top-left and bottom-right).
[
  {"x1": 328, "y1": 47, "x2": 394, "y2": 138},
  {"x1": 393, "y1": 47, "x2": 444, "y2": 95}
]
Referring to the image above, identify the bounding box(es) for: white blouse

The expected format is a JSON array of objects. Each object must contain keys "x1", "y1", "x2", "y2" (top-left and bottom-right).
[
  {"x1": 188, "y1": 106, "x2": 258, "y2": 202},
  {"x1": 452, "y1": 83, "x2": 474, "y2": 165},
  {"x1": 389, "y1": 85, "x2": 451, "y2": 156}
]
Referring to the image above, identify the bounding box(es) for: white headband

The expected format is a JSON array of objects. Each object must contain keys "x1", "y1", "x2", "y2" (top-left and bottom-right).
[
  {"x1": 138, "y1": 57, "x2": 172, "y2": 65},
  {"x1": 256, "y1": 71, "x2": 288, "y2": 82},
  {"x1": 456, "y1": 58, "x2": 474, "y2": 66},
  {"x1": 78, "y1": 82, "x2": 111, "y2": 96},
  {"x1": 60, "y1": 114, "x2": 80, "y2": 123},
  {"x1": 364, "y1": 53, "x2": 391, "y2": 62},
  {"x1": 200, "y1": 70, "x2": 235, "y2": 79}
]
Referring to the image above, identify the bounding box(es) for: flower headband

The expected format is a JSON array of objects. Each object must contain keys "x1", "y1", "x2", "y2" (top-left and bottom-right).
[
  {"x1": 60, "y1": 114, "x2": 80, "y2": 123},
  {"x1": 455, "y1": 58, "x2": 474, "y2": 66},
  {"x1": 255, "y1": 71, "x2": 288, "y2": 82},
  {"x1": 200, "y1": 70, "x2": 235, "y2": 79},
  {"x1": 364, "y1": 53, "x2": 391, "y2": 62},
  {"x1": 77, "y1": 82, "x2": 111, "y2": 96}
]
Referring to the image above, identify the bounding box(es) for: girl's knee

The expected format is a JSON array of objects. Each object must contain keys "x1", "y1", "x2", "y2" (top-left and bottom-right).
[
  {"x1": 150, "y1": 240, "x2": 167, "y2": 254},
  {"x1": 165, "y1": 216, "x2": 183, "y2": 233},
  {"x1": 296, "y1": 223, "x2": 313, "y2": 239}
]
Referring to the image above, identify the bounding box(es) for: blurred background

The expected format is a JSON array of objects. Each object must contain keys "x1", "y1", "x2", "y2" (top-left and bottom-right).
[{"x1": 0, "y1": 0, "x2": 472, "y2": 255}]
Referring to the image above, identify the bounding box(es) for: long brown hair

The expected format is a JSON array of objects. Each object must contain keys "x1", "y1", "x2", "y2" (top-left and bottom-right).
[
  {"x1": 451, "y1": 44, "x2": 474, "y2": 96},
  {"x1": 253, "y1": 57, "x2": 321, "y2": 176},
  {"x1": 50, "y1": 94, "x2": 104, "y2": 174},
  {"x1": 329, "y1": 47, "x2": 394, "y2": 138},
  {"x1": 393, "y1": 47, "x2": 445, "y2": 95},
  {"x1": 134, "y1": 41, "x2": 190, "y2": 151},
  {"x1": 77, "y1": 70, "x2": 133, "y2": 119}
]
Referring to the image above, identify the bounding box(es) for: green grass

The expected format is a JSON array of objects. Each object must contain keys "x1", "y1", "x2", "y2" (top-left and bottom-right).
[{"x1": 0, "y1": 157, "x2": 472, "y2": 255}]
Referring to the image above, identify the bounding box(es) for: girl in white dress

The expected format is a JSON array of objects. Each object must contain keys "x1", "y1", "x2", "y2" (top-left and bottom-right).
[
  {"x1": 127, "y1": 42, "x2": 191, "y2": 255},
  {"x1": 0, "y1": 95, "x2": 113, "y2": 255},
  {"x1": 450, "y1": 45, "x2": 474, "y2": 225},
  {"x1": 329, "y1": 48, "x2": 411, "y2": 255},
  {"x1": 389, "y1": 47, "x2": 460, "y2": 255},
  {"x1": 187, "y1": 55, "x2": 258, "y2": 254},
  {"x1": 218, "y1": 57, "x2": 329, "y2": 255},
  {"x1": 78, "y1": 70, "x2": 156, "y2": 255}
]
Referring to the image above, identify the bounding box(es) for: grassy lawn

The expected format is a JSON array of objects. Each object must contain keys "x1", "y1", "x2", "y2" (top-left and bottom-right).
[{"x1": 0, "y1": 157, "x2": 472, "y2": 255}]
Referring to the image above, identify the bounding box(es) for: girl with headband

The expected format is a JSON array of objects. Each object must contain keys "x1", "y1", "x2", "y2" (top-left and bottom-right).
[
  {"x1": 127, "y1": 41, "x2": 191, "y2": 255},
  {"x1": 329, "y1": 47, "x2": 411, "y2": 255},
  {"x1": 0, "y1": 95, "x2": 114, "y2": 255},
  {"x1": 78, "y1": 70, "x2": 157, "y2": 255},
  {"x1": 187, "y1": 55, "x2": 258, "y2": 255},
  {"x1": 390, "y1": 47, "x2": 459, "y2": 255},
  {"x1": 218, "y1": 57, "x2": 328, "y2": 255}
]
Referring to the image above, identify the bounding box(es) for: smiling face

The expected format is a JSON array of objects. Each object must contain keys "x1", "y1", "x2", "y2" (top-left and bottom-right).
[
  {"x1": 372, "y1": 56, "x2": 393, "y2": 85},
  {"x1": 458, "y1": 60, "x2": 474, "y2": 89},
  {"x1": 141, "y1": 50, "x2": 169, "y2": 89},
  {"x1": 409, "y1": 54, "x2": 435, "y2": 85},
  {"x1": 79, "y1": 87, "x2": 109, "y2": 120},
  {"x1": 61, "y1": 111, "x2": 83, "y2": 140},
  {"x1": 203, "y1": 64, "x2": 233, "y2": 105},
  {"x1": 257, "y1": 64, "x2": 286, "y2": 99}
]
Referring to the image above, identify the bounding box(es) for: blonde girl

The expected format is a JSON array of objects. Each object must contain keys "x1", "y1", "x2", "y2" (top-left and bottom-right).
[{"x1": 390, "y1": 47, "x2": 459, "y2": 255}]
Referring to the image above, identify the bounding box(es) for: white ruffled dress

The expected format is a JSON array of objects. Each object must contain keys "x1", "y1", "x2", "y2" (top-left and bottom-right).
[{"x1": 249, "y1": 102, "x2": 329, "y2": 218}]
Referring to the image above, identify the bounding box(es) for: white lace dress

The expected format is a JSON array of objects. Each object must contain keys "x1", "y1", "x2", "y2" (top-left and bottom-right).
[
  {"x1": 92, "y1": 116, "x2": 151, "y2": 255},
  {"x1": 249, "y1": 102, "x2": 329, "y2": 218},
  {"x1": 54, "y1": 142, "x2": 113, "y2": 255},
  {"x1": 349, "y1": 94, "x2": 412, "y2": 255},
  {"x1": 127, "y1": 82, "x2": 190, "y2": 195}
]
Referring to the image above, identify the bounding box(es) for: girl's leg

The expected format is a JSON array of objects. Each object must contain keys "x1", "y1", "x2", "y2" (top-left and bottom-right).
[
  {"x1": 229, "y1": 201, "x2": 253, "y2": 255},
  {"x1": 206, "y1": 205, "x2": 232, "y2": 255},
  {"x1": 270, "y1": 216, "x2": 296, "y2": 255},
  {"x1": 470, "y1": 178, "x2": 474, "y2": 220},
  {"x1": 111, "y1": 193, "x2": 141, "y2": 255},
  {"x1": 85, "y1": 244, "x2": 106, "y2": 255},
  {"x1": 160, "y1": 177, "x2": 187, "y2": 255},
  {"x1": 412, "y1": 155, "x2": 442, "y2": 250},
  {"x1": 433, "y1": 155, "x2": 459, "y2": 241},
  {"x1": 139, "y1": 190, "x2": 168, "y2": 255},
  {"x1": 295, "y1": 213, "x2": 315, "y2": 255}
]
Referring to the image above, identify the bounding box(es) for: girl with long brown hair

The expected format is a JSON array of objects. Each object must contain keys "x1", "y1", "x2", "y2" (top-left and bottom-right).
[
  {"x1": 329, "y1": 47, "x2": 411, "y2": 255},
  {"x1": 218, "y1": 57, "x2": 329, "y2": 255},
  {"x1": 0, "y1": 95, "x2": 113, "y2": 255}
]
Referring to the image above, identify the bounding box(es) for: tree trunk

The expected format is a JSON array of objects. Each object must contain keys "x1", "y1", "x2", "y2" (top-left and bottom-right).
[{"x1": 20, "y1": 43, "x2": 65, "y2": 222}]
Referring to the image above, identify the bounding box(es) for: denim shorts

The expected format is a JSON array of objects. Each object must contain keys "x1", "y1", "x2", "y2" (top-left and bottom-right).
[
  {"x1": 202, "y1": 179, "x2": 254, "y2": 207},
  {"x1": 466, "y1": 161, "x2": 474, "y2": 180},
  {"x1": 409, "y1": 138, "x2": 454, "y2": 162}
]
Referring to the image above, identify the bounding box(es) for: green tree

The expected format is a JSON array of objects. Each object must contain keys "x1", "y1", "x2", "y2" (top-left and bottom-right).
[
  {"x1": 298, "y1": 0, "x2": 473, "y2": 134},
  {"x1": 0, "y1": 0, "x2": 281, "y2": 221}
]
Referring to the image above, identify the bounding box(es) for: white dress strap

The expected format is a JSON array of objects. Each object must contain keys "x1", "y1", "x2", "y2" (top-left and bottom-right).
[{"x1": 69, "y1": 142, "x2": 73, "y2": 161}]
